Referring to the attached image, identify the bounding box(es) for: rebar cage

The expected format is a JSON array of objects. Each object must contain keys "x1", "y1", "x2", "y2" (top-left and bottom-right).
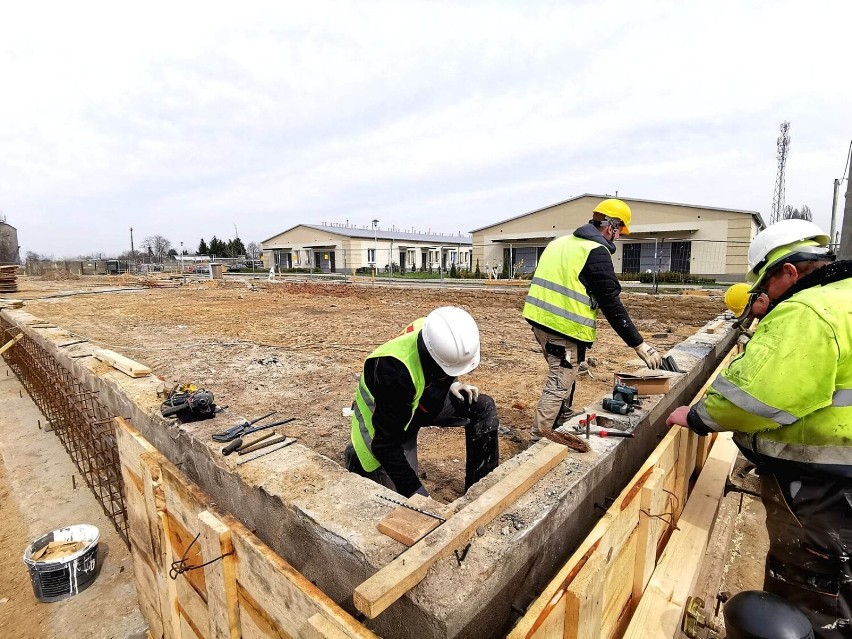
[{"x1": 1, "y1": 320, "x2": 128, "y2": 544}]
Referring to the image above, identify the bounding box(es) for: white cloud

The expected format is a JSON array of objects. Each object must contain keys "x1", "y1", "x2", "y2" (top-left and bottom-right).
[{"x1": 1, "y1": 0, "x2": 850, "y2": 256}]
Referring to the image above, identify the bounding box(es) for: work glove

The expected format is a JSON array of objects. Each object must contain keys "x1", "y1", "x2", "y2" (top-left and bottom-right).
[
  {"x1": 450, "y1": 381, "x2": 479, "y2": 404},
  {"x1": 634, "y1": 342, "x2": 662, "y2": 369}
]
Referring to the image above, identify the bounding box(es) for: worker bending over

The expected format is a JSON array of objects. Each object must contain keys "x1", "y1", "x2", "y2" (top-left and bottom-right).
[
  {"x1": 723, "y1": 282, "x2": 770, "y2": 343},
  {"x1": 344, "y1": 307, "x2": 498, "y2": 498},
  {"x1": 668, "y1": 219, "x2": 852, "y2": 638},
  {"x1": 523, "y1": 198, "x2": 662, "y2": 443}
]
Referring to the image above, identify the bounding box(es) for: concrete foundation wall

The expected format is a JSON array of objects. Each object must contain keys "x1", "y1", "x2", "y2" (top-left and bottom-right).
[{"x1": 1, "y1": 307, "x2": 737, "y2": 639}]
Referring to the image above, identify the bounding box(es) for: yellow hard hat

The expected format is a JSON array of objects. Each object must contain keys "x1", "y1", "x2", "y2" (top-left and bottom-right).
[
  {"x1": 724, "y1": 283, "x2": 751, "y2": 317},
  {"x1": 593, "y1": 199, "x2": 632, "y2": 235}
]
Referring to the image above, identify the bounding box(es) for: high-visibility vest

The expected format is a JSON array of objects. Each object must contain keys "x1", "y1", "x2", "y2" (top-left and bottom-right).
[
  {"x1": 696, "y1": 276, "x2": 852, "y2": 467},
  {"x1": 522, "y1": 235, "x2": 600, "y2": 343},
  {"x1": 350, "y1": 319, "x2": 427, "y2": 471}
]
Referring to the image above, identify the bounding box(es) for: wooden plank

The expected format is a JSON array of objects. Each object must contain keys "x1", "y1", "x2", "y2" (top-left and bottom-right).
[
  {"x1": 165, "y1": 512, "x2": 208, "y2": 603},
  {"x1": 376, "y1": 494, "x2": 449, "y2": 546},
  {"x1": 528, "y1": 592, "x2": 566, "y2": 639},
  {"x1": 198, "y1": 510, "x2": 241, "y2": 639},
  {"x1": 564, "y1": 549, "x2": 606, "y2": 639},
  {"x1": 632, "y1": 467, "x2": 667, "y2": 607},
  {"x1": 704, "y1": 320, "x2": 726, "y2": 334},
  {"x1": 304, "y1": 613, "x2": 367, "y2": 639},
  {"x1": 93, "y1": 347, "x2": 152, "y2": 377},
  {"x1": 231, "y1": 516, "x2": 380, "y2": 639},
  {"x1": 0, "y1": 332, "x2": 23, "y2": 356},
  {"x1": 509, "y1": 427, "x2": 681, "y2": 639},
  {"x1": 354, "y1": 443, "x2": 569, "y2": 619},
  {"x1": 622, "y1": 434, "x2": 738, "y2": 639},
  {"x1": 141, "y1": 452, "x2": 181, "y2": 639},
  {"x1": 175, "y1": 575, "x2": 210, "y2": 638}
]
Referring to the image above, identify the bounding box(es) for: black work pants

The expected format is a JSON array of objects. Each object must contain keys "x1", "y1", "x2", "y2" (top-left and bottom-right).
[
  {"x1": 761, "y1": 472, "x2": 852, "y2": 638},
  {"x1": 345, "y1": 393, "x2": 499, "y2": 494}
]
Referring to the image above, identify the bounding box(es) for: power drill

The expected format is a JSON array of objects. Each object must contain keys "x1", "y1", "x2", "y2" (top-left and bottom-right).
[
  {"x1": 603, "y1": 383, "x2": 641, "y2": 414},
  {"x1": 602, "y1": 397, "x2": 634, "y2": 414},
  {"x1": 613, "y1": 383, "x2": 641, "y2": 406}
]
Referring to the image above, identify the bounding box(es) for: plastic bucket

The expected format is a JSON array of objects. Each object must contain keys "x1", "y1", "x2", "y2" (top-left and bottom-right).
[{"x1": 22, "y1": 524, "x2": 100, "y2": 602}]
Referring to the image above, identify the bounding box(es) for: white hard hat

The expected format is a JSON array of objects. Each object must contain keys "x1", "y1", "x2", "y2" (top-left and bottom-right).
[
  {"x1": 421, "y1": 307, "x2": 481, "y2": 376},
  {"x1": 747, "y1": 219, "x2": 830, "y2": 278}
]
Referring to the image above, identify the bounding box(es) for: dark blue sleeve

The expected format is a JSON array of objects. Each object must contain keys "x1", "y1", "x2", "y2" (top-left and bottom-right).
[{"x1": 580, "y1": 246, "x2": 643, "y2": 348}]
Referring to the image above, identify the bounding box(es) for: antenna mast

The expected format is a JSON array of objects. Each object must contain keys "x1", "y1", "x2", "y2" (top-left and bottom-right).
[{"x1": 770, "y1": 121, "x2": 790, "y2": 224}]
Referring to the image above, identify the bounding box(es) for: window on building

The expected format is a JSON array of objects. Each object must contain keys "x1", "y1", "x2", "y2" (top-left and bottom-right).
[
  {"x1": 671, "y1": 242, "x2": 691, "y2": 273},
  {"x1": 367, "y1": 248, "x2": 376, "y2": 264},
  {"x1": 622, "y1": 243, "x2": 641, "y2": 273}
]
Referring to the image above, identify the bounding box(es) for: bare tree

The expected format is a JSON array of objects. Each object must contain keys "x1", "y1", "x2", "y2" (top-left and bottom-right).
[
  {"x1": 140, "y1": 235, "x2": 173, "y2": 263},
  {"x1": 246, "y1": 242, "x2": 261, "y2": 261},
  {"x1": 781, "y1": 204, "x2": 813, "y2": 221}
]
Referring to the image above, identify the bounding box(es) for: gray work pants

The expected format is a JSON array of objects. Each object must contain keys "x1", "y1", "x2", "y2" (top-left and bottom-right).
[{"x1": 531, "y1": 326, "x2": 581, "y2": 441}]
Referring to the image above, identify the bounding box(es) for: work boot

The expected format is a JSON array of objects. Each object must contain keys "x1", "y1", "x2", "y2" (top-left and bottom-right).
[{"x1": 554, "y1": 406, "x2": 584, "y2": 428}]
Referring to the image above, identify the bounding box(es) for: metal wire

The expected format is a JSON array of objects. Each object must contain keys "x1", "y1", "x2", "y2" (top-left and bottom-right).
[{"x1": 1, "y1": 320, "x2": 128, "y2": 545}]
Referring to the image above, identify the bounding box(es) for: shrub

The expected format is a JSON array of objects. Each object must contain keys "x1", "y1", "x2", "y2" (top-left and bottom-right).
[
  {"x1": 638, "y1": 271, "x2": 716, "y2": 285},
  {"x1": 474, "y1": 259, "x2": 481, "y2": 279}
]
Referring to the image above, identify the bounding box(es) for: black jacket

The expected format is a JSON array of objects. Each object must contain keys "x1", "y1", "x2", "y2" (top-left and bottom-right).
[
  {"x1": 363, "y1": 334, "x2": 454, "y2": 497},
  {"x1": 528, "y1": 224, "x2": 643, "y2": 348}
]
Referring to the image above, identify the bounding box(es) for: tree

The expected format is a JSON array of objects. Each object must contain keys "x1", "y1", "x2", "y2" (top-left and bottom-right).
[
  {"x1": 198, "y1": 238, "x2": 209, "y2": 255},
  {"x1": 167, "y1": 248, "x2": 178, "y2": 257},
  {"x1": 25, "y1": 250, "x2": 42, "y2": 263},
  {"x1": 246, "y1": 242, "x2": 261, "y2": 261},
  {"x1": 208, "y1": 236, "x2": 226, "y2": 256},
  {"x1": 474, "y1": 259, "x2": 482, "y2": 279},
  {"x1": 781, "y1": 204, "x2": 813, "y2": 221},
  {"x1": 227, "y1": 237, "x2": 246, "y2": 257},
  {"x1": 450, "y1": 263, "x2": 458, "y2": 278},
  {"x1": 140, "y1": 235, "x2": 172, "y2": 262}
]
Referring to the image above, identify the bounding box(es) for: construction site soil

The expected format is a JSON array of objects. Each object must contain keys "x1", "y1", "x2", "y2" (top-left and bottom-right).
[{"x1": 17, "y1": 275, "x2": 726, "y2": 504}]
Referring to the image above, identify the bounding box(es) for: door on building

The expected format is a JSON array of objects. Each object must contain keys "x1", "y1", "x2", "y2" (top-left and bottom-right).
[
  {"x1": 421, "y1": 250, "x2": 428, "y2": 271},
  {"x1": 275, "y1": 251, "x2": 292, "y2": 270},
  {"x1": 400, "y1": 249, "x2": 407, "y2": 273},
  {"x1": 313, "y1": 251, "x2": 336, "y2": 273}
]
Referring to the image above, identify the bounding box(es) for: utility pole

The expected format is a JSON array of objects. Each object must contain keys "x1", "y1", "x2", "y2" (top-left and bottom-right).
[
  {"x1": 130, "y1": 227, "x2": 135, "y2": 274},
  {"x1": 770, "y1": 121, "x2": 790, "y2": 225},
  {"x1": 840, "y1": 176, "x2": 852, "y2": 260}
]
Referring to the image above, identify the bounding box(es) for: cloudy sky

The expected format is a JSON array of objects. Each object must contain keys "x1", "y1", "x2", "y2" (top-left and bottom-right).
[{"x1": 1, "y1": 1, "x2": 850, "y2": 258}]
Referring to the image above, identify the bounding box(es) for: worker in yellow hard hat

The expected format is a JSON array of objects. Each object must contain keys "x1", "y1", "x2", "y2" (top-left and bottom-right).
[
  {"x1": 667, "y1": 219, "x2": 852, "y2": 637},
  {"x1": 723, "y1": 283, "x2": 770, "y2": 334},
  {"x1": 523, "y1": 197, "x2": 662, "y2": 445}
]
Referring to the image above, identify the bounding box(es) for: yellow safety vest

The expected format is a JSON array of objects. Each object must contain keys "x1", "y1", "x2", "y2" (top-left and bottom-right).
[
  {"x1": 350, "y1": 319, "x2": 427, "y2": 471},
  {"x1": 522, "y1": 235, "x2": 600, "y2": 343},
  {"x1": 695, "y1": 276, "x2": 852, "y2": 466}
]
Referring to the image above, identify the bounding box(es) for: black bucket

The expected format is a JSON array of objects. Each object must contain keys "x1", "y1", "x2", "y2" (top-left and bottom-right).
[{"x1": 23, "y1": 524, "x2": 100, "y2": 602}]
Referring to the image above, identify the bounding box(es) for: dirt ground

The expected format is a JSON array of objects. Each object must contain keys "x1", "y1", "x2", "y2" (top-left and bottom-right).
[
  {"x1": 16, "y1": 275, "x2": 725, "y2": 502},
  {"x1": 15, "y1": 275, "x2": 726, "y2": 501},
  {"x1": 5, "y1": 273, "x2": 772, "y2": 637}
]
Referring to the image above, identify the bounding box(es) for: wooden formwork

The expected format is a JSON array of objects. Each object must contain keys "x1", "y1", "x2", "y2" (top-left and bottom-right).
[
  {"x1": 509, "y1": 346, "x2": 742, "y2": 639},
  {"x1": 115, "y1": 417, "x2": 379, "y2": 639}
]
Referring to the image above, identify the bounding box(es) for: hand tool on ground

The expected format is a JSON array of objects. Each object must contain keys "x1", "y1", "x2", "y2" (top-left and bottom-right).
[
  {"x1": 221, "y1": 431, "x2": 275, "y2": 456},
  {"x1": 378, "y1": 494, "x2": 447, "y2": 522},
  {"x1": 238, "y1": 434, "x2": 290, "y2": 455},
  {"x1": 589, "y1": 428, "x2": 634, "y2": 438},
  {"x1": 212, "y1": 412, "x2": 286, "y2": 442},
  {"x1": 235, "y1": 438, "x2": 296, "y2": 465},
  {"x1": 661, "y1": 355, "x2": 681, "y2": 373}
]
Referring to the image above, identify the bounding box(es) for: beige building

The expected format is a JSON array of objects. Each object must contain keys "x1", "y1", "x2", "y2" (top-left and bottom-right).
[
  {"x1": 471, "y1": 194, "x2": 765, "y2": 280},
  {"x1": 261, "y1": 223, "x2": 472, "y2": 274}
]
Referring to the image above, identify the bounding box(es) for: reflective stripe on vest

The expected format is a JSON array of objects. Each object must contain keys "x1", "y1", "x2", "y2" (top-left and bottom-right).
[
  {"x1": 350, "y1": 320, "x2": 426, "y2": 472},
  {"x1": 754, "y1": 440, "x2": 852, "y2": 465},
  {"x1": 711, "y1": 376, "x2": 798, "y2": 425},
  {"x1": 522, "y1": 235, "x2": 601, "y2": 342}
]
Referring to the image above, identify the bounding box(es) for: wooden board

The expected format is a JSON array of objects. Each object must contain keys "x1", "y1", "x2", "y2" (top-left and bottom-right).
[
  {"x1": 376, "y1": 494, "x2": 449, "y2": 546},
  {"x1": 0, "y1": 332, "x2": 23, "y2": 356},
  {"x1": 354, "y1": 443, "x2": 569, "y2": 619},
  {"x1": 93, "y1": 348, "x2": 152, "y2": 377},
  {"x1": 622, "y1": 434, "x2": 738, "y2": 639}
]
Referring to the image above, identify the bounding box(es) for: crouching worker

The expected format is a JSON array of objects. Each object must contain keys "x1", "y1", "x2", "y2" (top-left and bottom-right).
[{"x1": 344, "y1": 306, "x2": 499, "y2": 497}]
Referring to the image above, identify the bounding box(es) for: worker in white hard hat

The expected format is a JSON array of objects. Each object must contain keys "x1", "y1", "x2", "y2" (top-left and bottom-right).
[
  {"x1": 523, "y1": 198, "x2": 663, "y2": 443},
  {"x1": 667, "y1": 219, "x2": 852, "y2": 638},
  {"x1": 344, "y1": 306, "x2": 499, "y2": 497}
]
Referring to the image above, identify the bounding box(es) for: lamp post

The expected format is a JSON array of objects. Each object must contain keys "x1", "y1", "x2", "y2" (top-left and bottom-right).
[
  {"x1": 372, "y1": 219, "x2": 379, "y2": 280},
  {"x1": 179, "y1": 242, "x2": 184, "y2": 280}
]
